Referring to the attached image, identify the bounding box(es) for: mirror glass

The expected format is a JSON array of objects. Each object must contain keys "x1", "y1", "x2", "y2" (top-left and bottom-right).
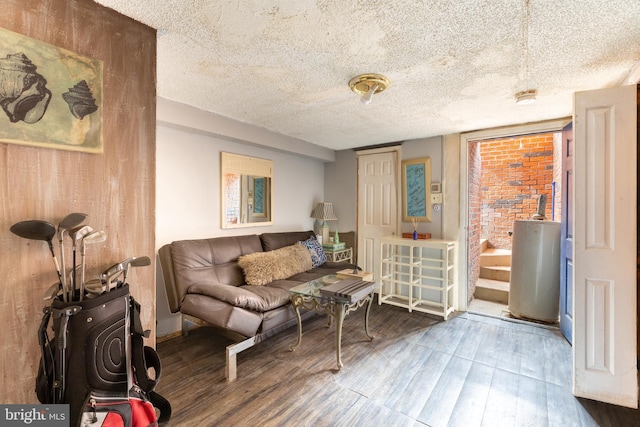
[{"x1": 221, "y1": 152, "x2": 273, "y2": 228}]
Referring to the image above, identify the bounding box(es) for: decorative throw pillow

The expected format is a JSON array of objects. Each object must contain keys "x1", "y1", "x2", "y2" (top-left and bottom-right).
[
  {"x1": 299, "y1": 236, "x2": 327, "y2": 268},
  {"x1": 238, "y1": 244, "x2": 312, "y2": 286}
]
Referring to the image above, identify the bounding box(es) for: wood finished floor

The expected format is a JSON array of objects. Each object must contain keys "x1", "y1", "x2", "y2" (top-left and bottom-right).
[{"x1": 156, "y1": 303, "x2": 640, "y2": 427}]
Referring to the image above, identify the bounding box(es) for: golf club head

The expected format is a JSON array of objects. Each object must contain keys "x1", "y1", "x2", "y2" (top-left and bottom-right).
[
  {"x1": 100, "y1": 262, "x2": 122, "y2": 281},
  {"x1": 121, "y1": 256, "x2": 151, "y2": 283},
  {"x1": 120, "y1": 256, "x2": 151, "y2": 270},
  {"x1": 68, "y1": 225, "x2": 94, "y2": 246},
  {"x1": 129, "y1": 256, "x2": 151, "y2": 268},
  {"x1": 57, "y1": 213, "x2": 87, "y2": 241},
  {"x1": 80, "y1": 230, "x2": 107, "y2": 254},
  {"x1": 43, "y1": 282, "x2": 61, "y2": 300},
  {"x1": 10, "y1": 220, "x2": 56, "y2": 242},
  {"x1": 84, "y1": 278, "x2": 105, "y2": 296},
  {"x1": 106, "y1": 269, "x2": 125, "y2": 292},
  {"x1": 11, "y1": 219, "x2": 62, "y2": 290}
]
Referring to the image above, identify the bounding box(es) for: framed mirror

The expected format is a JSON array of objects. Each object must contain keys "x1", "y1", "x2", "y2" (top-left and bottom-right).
[{"x1": 221, "y1": 152, "x2": 273, "y2": 228}]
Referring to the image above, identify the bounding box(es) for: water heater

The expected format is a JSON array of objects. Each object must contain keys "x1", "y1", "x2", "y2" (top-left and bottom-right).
[{"x1": 508, "y1": 220, "x2": 561, "y2": 323}]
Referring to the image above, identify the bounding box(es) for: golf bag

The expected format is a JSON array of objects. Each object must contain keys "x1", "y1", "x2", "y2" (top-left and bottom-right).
[{"x1": 36, "y1": 284, "x2": 171, "y2": 427}]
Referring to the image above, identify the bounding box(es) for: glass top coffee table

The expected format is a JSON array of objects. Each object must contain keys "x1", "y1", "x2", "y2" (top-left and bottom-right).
[{"x1": 288, "y1": 274, "x2": 376, "y2": 369}]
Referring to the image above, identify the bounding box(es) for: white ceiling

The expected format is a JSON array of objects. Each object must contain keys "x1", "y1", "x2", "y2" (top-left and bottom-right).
[{"x1": 95, "y1": 0, "x2": 640, "y2": 151}]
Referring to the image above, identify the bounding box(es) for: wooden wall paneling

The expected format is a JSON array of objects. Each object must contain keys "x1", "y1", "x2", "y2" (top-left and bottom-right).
[{"x1": 0, "y1": 0, "x2": 156, "y2": 403}]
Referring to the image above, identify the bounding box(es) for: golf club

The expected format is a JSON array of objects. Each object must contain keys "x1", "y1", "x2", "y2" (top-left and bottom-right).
[
  {"x1": 57, "y1": 213, "x2": 87, "y2": 302},
  {"x1": 43, "y1": 282, "x2": 62, "y2": 300},
  {"x1": 88, "y1": 262, "x2": 122, "y2": 294},
  {"x1": 106, "y1": 269, "x2": 125, "y2": 292},
  {"x1": 68, "y1": 225, "x2": 93, "y2": 301},
  {"x1": 79, "y1": 230, "x2": 107, "y2": 300},
  {"x1": 121, "y1": 256, "x2": 151, "y2": 284},
  {"x1": 10, "y1": 220, "x2": 63, "y2": 287},
  {"x1": 83, "y1": 278, "x2": 104, "y2": 297}
]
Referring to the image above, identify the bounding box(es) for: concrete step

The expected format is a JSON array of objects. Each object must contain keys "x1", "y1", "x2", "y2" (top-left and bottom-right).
[
  {"x1": 474, "y1": 278, "x2": 509, "y2": 304},
  {"x1": 479, "y1": 248, "x2": 512, "y2": 267},
  {"x1": 480, "y1": 265, "x2": 511, "y2": 282}
]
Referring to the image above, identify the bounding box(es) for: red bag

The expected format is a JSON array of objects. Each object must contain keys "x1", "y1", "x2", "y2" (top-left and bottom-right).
[{"x1": 81, "y1": 391, "x2": 163, "y2": 427}]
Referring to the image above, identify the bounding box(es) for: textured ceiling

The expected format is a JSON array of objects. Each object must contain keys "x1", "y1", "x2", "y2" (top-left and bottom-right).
[{"x1": 95, "y1": 0, "x2": 640, "y2": 151}]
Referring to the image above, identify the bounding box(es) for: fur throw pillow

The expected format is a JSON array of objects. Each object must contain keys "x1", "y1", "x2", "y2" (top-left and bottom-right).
[{"x1": 238, "y1": 244, "x2": 312, "y2": 286}]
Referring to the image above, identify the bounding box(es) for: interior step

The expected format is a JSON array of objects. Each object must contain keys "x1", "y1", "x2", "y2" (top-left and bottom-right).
[
  {"x1": 479, "y1": 248, "x2": 512, "y2": 267},
  {"x1": 474, "y1": 278, "x2": 509, "y2": 304},
  {"x1": 480, "y1": 265, "x2": 511, "y2": 282},
  {"x1": 480, "y1": 238, "x2": 489, "y2": 253}
]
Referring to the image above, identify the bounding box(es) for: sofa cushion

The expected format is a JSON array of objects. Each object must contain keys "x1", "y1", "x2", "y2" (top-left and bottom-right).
[
  {"x1": 188, "y1": 282, "x2": 290, "y2": 312},
  {"x1": 260, "y1": 230, "x2": 315, "y2": 252},
  {"x1": 238, "y1": 243, "x2": 312, "y2": 286},
  {"x1": 299, "y1": 236, "x2": 327, "y2": 268}
]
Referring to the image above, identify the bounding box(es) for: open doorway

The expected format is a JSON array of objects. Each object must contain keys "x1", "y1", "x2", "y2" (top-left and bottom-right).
[{"x1": 467, "y1": 132, "x2": 563, "y2": 321}]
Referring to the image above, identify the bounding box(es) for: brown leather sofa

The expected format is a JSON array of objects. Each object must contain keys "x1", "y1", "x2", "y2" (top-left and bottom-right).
[{"x1": 158, "y1": 230, "x2": 353, "y2": 380}]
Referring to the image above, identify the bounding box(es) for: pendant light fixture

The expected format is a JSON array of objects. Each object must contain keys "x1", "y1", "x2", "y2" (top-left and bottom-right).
[{"x1": 349, "y1": 73, "x2": 390, "y2": 106}]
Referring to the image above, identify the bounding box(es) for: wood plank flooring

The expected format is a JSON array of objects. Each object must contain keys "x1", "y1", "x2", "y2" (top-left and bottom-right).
[{"x1": 156, "y1": 303, "x2": 640, "y2": 426}]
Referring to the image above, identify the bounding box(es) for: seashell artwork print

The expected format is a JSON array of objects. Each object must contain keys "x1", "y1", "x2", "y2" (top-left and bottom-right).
[
  {"x1": 0, "y1": 52, "x2": 52, "y2": 123},
  {"x1": 0, "y1": 26, "x2": 103, "y2": 153},
  {"x1": 62, "y1": 80, "x2": 98, "y2": 120}
]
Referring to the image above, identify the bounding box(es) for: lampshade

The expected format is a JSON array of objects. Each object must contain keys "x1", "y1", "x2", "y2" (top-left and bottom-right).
[{"x1": 311, "y1": 202, "x2": 337, "y2": 221}]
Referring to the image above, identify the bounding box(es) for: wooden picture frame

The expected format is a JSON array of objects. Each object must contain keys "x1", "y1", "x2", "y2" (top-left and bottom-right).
[
  {"x1": 221, "y1": 152, "x2": 273, "y2": 228},
  {"x1": 402, "y1": 157, "x2": 432, "y2": 222}
]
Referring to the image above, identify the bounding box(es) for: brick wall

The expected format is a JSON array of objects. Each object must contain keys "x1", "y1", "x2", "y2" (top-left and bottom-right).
[
  {"x1": 480, "y1": 133, "x2": 558, "y2": 249},
  {"x1": 225, "y1": 173, "x2": 241, "y2": 224},
  {"x1": 468, "y1": 141, "x2": 482, "y2": 302},
  {"x1": 553, "y1": 132, "x2": 563, "y2": 223}
]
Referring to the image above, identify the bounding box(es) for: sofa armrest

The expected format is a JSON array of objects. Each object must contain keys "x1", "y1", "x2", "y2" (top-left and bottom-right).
[{"x1": 158, "y1": 244, "x2": 180, "y2": 312}]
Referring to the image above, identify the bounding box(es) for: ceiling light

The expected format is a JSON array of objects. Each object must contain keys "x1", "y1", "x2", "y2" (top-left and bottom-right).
[
  {"x1": 349, "y1": 73, "x2": 390, "y2": 106},
  {"x1": 515, "y1": 89, "x2": 537, "y2": 105}
]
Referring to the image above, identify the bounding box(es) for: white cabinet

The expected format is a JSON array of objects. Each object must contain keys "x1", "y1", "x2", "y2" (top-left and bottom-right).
[{"x1": 379, "y1": 237, "x2": 456, "y2": 320}]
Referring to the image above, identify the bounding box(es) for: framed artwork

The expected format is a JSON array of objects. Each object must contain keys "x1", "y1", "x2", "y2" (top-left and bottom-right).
[
  {"x1": 0, "y1": 27, "x2": 103, "y2": 153},
  {"x1": 402, "y1": 157, "x2": 432, "y2": 222}
]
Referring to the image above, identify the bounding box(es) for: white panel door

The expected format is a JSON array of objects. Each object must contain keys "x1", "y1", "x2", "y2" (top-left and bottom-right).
[
  {"x1": 573, "y1": 84, "x2": 637, "y2": 408},
  {"x1": 357, "y1": 150, "x2": 399, "y2": 281}
]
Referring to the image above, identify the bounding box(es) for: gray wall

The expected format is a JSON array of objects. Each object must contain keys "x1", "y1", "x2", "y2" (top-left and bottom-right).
[
  {"x1": 324, "y1": 136, "x2": 444, "y2": 238},
  {"x1": 156, "y1": 121, "x2": 327, "y2": 336}
]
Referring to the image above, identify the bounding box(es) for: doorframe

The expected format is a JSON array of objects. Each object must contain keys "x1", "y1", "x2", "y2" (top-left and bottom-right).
[{"x1": 457, "y1": 118, "x2": 572, "y2": 311}]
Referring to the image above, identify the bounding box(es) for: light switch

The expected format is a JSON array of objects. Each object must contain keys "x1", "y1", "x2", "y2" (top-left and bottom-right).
[{"x1": 431, "y1": 193, "x2": 443, "y2": 204}]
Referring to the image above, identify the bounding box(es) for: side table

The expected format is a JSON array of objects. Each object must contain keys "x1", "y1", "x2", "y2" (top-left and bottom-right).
[
  {"x1": 289, "y1": 275, "x2": 375, "y2": 369},
  {"x1": 324, "y1": 247, "x2": 353, "y2": 263}
]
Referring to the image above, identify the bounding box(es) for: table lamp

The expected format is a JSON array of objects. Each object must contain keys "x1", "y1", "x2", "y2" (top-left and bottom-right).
[{"x1": 311, "y1": 202, "x2": 337, "y2": 244}]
